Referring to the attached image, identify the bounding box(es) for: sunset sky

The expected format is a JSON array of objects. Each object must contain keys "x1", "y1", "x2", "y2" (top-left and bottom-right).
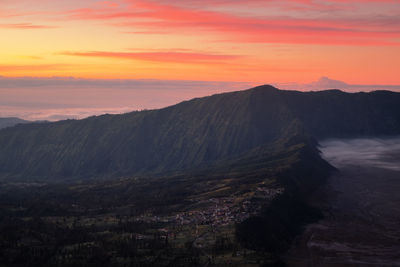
[{"x1": 1, "y1": 0, "x2": 400, "y2": 120}]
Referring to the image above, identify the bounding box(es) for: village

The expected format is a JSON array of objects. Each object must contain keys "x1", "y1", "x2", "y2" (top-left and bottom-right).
[{"x1": 134, "y1": 186, "x2": 285, "y2": 227}]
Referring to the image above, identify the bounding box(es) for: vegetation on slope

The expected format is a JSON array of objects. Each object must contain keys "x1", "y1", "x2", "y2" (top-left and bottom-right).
[
  {"x1": 0, "y1": 86, "x2": 299, "y2": 181},
  {"x1": 0, "y1": 135, "x2": 328, "y2": 266},
  {"x1": 1, "y1": 86, "x2": 399, "y2": 182}
]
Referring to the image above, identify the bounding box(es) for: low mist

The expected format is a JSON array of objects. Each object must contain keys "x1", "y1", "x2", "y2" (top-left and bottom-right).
[{"x1": 320, "y1": 137, "x2": 400, "y2": 171}]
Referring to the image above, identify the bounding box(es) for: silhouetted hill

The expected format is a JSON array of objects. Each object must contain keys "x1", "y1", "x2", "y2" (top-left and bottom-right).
[
  {"x1": 0, "y1": 117, "x2": 29, "y2": 129},
  {"x1": 0, "y1": 85, "x2": 399, "y2": 181}
]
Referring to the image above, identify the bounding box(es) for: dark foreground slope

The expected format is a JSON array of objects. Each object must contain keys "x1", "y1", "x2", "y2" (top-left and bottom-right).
[
  {"x1": 1, "y1": 86, "x2": 400, "y2": 182},
  {"x1": 0, "y1": 133, "x2": 332, "y2": 267}
]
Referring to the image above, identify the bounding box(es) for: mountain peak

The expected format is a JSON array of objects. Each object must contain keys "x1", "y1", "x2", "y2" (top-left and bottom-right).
[
  {"x1": 312, "y1": 77, "x2": 348, "y2": 89},
  {"x1": 249, "y1": 84, "x2": 279, "y2": 94},
  {"x1": 252, "y1": 84, "x2": 279, "y2": 90}
]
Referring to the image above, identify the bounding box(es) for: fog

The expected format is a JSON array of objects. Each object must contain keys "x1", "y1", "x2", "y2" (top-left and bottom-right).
[
  {"x1": 0, "y1": 77, "x2": 254, "y2": 121},
  {"x1": 287, "y1": 137, "x2": 400, "y2": 266},
  {"x1": 320, "y1": 137, "x2": 400, "y2": 171}
]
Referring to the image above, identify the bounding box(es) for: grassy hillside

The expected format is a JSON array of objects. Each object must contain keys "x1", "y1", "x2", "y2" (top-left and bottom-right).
[
  {"x1": 0, "y1": 86, "x2": 399, "y2": 182},
  {"x1": 0, "y1": 86, "x2": 301, "y2": 181}
]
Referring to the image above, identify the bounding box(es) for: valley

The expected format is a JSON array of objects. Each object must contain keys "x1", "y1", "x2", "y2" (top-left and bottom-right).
[
  {"x1": 0, "y1": 140, "x2": 327, "y2": 266},
  {"x1": 287, "y1": 138, "x2": 400, "y2": 266}
]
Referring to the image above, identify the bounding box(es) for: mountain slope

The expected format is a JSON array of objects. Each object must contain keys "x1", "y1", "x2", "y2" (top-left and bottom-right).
[
  {"x1": 0, "y1": 117, "x2": 29, "y2": 130},
  {"x1": 0, "y1": 86, "x2": 301, "y2": 180},
  {"x1": 0, "y1": 85, "x2": 400, "y2": 181},
  {"x1": 280, "y1": 89, "x2": 400, "y2": 138}
]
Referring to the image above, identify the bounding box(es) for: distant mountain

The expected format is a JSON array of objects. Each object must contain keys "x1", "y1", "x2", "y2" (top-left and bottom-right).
[
  {"x1": 0, "y1": 117, "x2": 30, "y2": 129},
  {"x1": 0, "y1": 85, "x2": 399, "y2": 181}
]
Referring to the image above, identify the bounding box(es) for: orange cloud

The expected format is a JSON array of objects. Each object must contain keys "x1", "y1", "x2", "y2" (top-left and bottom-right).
[
  {"x1": 59, "y1": 50, "x2": 243, "y2": 64},
  {"x1": 0, "y1": 64, "x2": 74, "y2": 73},
  {"x1": 0, "y1": 23, "x2": 56, "y2": 29},
  {"x1": 1, "y1": 0, "x2": 399, "y2": 84}
]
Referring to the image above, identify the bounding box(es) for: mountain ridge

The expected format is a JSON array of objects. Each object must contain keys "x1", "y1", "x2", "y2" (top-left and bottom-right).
[
  {"x1": 0, "y1": 117, "x2": 30, "y2": 130},
  {"x1": 0, "y1": 85, "x2": 399, "y2": 182}
]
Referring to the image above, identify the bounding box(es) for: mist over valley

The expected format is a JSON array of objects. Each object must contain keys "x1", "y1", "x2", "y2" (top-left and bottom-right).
[{"x1": 288, "y1": 137, "x2": 400, "y2": 266}]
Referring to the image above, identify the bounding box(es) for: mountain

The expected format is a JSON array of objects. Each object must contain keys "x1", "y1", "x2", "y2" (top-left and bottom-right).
[
  {"x1": 280, "y1": 89, "x2": 400, "y2": 138},
  {"x1": 1, "y1": 85, "x2": 399, "y2": 266},
  {"x1": 0, "y1": 85, "x2": 399, "y2": 182},
  {"x1": 0, "y1": 117, "x2": 29, "y2": 130}
]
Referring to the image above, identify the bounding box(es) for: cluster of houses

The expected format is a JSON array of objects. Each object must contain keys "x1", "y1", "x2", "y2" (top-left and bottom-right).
[{"x1": 134, "y1": 186, "x2": 284, "y2": 227}]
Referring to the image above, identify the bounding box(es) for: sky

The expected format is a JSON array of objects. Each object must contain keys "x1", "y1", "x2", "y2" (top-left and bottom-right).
[{"x1": 1, "y1": 0, "x2": 400, "y2": 120}]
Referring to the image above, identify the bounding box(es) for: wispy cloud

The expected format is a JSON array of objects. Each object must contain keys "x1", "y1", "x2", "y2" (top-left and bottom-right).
[
  {"x1": 0, "y1": 106, "x2": 136, "y2": 121},
  {"x1": 0, "y1": 23, "x2": 56, "y2": 29},
  {"x1": 321, "y1": 137, "x2": 400, "y2": 171},
  {"x1": 0, "y1": 64, "x2": 73, "y2": 72},
  {"x1": 67, "y1": 0, "x2": 400, "y2": 46},
  {"x1": 0, "y1": 76, "x2": 253, "y2": 89},
  {"x1": 1, "y1": 76, "x2": 399, "y2": 122},
  {"x1": 0, "y1": 76, "x2": 255, "y2": 121},
  {"x1": 59, "y1": 50, "x2": 243, "y2": 64}
]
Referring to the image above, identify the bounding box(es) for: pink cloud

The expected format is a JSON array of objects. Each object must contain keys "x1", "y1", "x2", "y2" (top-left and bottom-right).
[
  {"x1": 67, "y1": 0, "x2": 400, "y2": 46},
  {"x1": 97, "y1": 1, "x2": 120, "y2": 8}
]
